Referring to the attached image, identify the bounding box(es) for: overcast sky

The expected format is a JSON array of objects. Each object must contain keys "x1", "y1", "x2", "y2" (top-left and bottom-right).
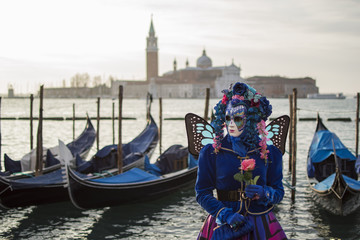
[{"x1": 1, "y1": 0, "x2": 359, "y2": 95}]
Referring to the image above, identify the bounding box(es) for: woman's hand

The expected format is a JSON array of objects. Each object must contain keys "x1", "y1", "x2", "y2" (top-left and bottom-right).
[{"x1": 245, "y1": 184, "x2": 265, "y2": 200}]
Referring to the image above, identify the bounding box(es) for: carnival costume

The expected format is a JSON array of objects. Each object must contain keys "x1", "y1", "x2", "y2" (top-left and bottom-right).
[{"x1": 195, "y1": 82, "x2": 288, "y2": 240}]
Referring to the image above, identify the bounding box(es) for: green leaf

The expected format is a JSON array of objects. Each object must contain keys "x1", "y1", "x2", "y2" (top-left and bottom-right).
[
  {"x1": 253, "y1": 175, "x2": 260, "y2": 185},
  {"x1": 233, "y1": 173, "x2": 244, "y2": 182}
]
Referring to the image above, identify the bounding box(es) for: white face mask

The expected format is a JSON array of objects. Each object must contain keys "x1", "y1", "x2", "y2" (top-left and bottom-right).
[{"x1": 225, "y1": 104, "x2": 247, "y2": 137}]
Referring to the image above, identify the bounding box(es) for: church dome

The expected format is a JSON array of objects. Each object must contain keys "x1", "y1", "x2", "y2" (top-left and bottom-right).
[{"x1": 197, "y1": 50, "x2": 212, "y2": 68}]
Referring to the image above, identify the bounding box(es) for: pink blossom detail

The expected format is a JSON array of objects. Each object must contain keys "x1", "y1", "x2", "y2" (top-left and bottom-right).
[
  {"x1": 260, "y1": 150, "x2": 269, "y2": 159},
  {"x1": 212, "y1": 138, "x2": 221, "y2": 153},
  {"x1": 232, "y1": 95, "x2": 245, "y2": 100},
  {"x1": 240, "y1": 158, "x2": 256, "y2": 171},
  {"x1": 257, "y1": 120, "x2": 269, "y2": 161}
]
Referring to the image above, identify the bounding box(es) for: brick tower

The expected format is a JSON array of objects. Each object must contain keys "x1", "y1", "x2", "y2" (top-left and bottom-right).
[{"x1": 146, "y1": 17, "x2": 158, "y2": 82}]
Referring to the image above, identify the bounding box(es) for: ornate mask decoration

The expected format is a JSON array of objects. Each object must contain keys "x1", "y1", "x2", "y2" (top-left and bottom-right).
[{"x1": 225, "y1": 103, "x2": 247, "y2": 137}]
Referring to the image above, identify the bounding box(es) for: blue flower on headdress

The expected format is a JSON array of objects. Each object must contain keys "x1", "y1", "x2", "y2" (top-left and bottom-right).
[
  {"x1": 259, "y1": 97, "x2": 272, "y2": 120},
  {"x1": 230, "y1": 98, "x2": 241, "y2": 106},
  {"x1": 232, "y1": 82, "x2": 248, "y2": 96}
]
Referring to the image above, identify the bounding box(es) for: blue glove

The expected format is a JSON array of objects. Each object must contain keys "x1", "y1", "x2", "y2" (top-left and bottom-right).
[
  {"x1": 245, "y1": 184, "x2": 265, "y2": 200},
  {"x1": 212, "y1": 219, "x2": 254, "y2": 240},
  {"x1": 226, "y1": 212, "x2": 246, "y2": 229},
  {"x1": 217, "y1": 208, "x2": 245, "y2": 229}
]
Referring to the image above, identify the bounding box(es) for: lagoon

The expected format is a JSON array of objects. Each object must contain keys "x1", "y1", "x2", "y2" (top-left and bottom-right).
[{"x1": 0, "y1": 97, "x2": 359, "y2": 239}]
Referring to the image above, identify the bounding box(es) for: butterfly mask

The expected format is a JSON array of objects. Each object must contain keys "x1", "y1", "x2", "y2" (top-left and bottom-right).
[{"x1": 225, "y1": 103, "x2": 247, "y2": 137}]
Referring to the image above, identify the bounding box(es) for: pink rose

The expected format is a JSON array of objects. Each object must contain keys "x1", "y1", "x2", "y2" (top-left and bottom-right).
[{"x1": 240, "y1": 158, "x2": 256, "y2": 171}]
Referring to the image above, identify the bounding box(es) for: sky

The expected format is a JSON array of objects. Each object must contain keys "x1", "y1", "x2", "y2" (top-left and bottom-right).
[{"x1": 0, "y1": 0, "x2": 360, "y2": 95}]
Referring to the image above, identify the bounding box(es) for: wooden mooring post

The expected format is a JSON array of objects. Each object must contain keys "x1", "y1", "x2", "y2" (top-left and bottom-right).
[
  {"x1": 96, "y1": 97, "x2": 100, "y2": 151},
  {"x1": 30, "y1": 94, "x2": 34, "y2": 150},
  {"x1": 117, "y1": 85, "x2": 123, "y2": 174},
  {"x1": 204, "y1": 88, "x2": 210, "y2": 121},
  {"x1": 35, "y1": 86, "x2": 44, "y2": 177},
  {"x1": 112, "y1": 101, "x2": 115, "y2": 145},
  {"x1": 0, "y1": 97, "x2": 2, "y2": 171},
  {"x1": 72, "y1": 103, "x2": 75, "y2": 140},
  {"x1": 159, "y1": 97, "x2": 163, "y2": 155},
  {"x1": 146, "y1": 92, "x2": 152, "y2": 122},
  {"x1": 291, "y1": 88, "x2": 297, "y2": 201},
  {"x1": 288, "y1": 94, "x2": 293, "y2": 172},
  {"x1": 356, "y1": 92, "x2": 359, "y2": 157}
]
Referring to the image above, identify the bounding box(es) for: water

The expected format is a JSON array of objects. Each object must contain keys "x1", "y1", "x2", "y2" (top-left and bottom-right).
[{"x1": 0, "y1": 97, "x2": 359, "y2": 239}]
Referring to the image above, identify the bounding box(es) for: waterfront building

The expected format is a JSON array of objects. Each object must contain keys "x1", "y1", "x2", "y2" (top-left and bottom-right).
[
  {"x1": 44, "y1": 18, "x2": 319, "y2": 99},
  {"x1": 246, "y1": 76, "x2": 319, "y2": 98}
]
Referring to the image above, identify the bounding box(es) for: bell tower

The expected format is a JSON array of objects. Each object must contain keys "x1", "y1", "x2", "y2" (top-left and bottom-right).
[{"x1": 146, "y1": 17, "x2": 158, "y2": 82}]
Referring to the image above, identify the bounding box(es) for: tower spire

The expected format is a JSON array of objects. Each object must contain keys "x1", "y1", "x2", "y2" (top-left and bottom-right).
[{"x1": 149, "y1": 14, "x2": 155, "y2": 36}]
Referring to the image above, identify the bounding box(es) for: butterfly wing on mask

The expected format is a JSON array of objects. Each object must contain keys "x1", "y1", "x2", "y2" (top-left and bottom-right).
[
  {"x1": 262, "y1": 115, "x2": 290, "y2": 155},
  {"x1": 185, "y1": 113, "x2": 215, "y2": 156},
  {"x1": 185, "y1": 113, "x2": 290, "y2": 157}
]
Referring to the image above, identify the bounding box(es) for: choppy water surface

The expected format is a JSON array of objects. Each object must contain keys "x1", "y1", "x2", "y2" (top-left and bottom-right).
[{"x1": 0, "y1": 97, "x2": 360, "y2": 239}]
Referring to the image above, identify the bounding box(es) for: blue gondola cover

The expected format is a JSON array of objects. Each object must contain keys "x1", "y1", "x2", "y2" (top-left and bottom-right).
[
  {"x1": 314, "y1": 173, "x2": 360, "y2": 191},
  {"x1": 90, "y1": 168, "x2": 159, "y2": 184},
  {"x1": 9, "y1": 169, "x2": 64, "y2": 190},
  {"x1": 307, "y1": 129, "x2": 356, "y2": 177}
]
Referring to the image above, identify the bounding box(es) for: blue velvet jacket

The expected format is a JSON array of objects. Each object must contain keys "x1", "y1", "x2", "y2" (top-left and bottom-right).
[{"x1": 195, "y1": 135, "x2": 284, "y2": 217}]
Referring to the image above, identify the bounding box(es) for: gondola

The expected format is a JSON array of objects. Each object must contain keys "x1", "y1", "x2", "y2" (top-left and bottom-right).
[
  {"x1": 307, "y1": 115, "x2": 360, "y2": 216},
  {"x1": 0, "y1": 115, "x2": 158, "y2": 208},
  {"x1": 67, "y1": 144, "x2": 197, "y2": 209},
  {"x1": 75, "y1": 114, "x2": 159, "y2": 175},
  {"x1": 1, "y1": 117, "x2": 96, "y2": 178}
]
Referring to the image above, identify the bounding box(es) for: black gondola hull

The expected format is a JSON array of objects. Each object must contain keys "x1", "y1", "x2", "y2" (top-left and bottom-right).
[
  {"x1": 311, "y1": 188, "x2": 360, "y2": 216},
  {"x1": 309, "y1": 170, "x2": 360, "y2": 216},
  {"x1": 67, "y1": 166, "x2": 198, "y2": 209},
  {"x1": 0, "y1": 181, "x2": 68, "y2": 209}
]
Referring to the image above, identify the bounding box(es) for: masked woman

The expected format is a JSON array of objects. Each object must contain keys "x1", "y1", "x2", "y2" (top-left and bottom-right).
[{"x1": 196, "y1": 83, "x2": 287, "y2": 240}]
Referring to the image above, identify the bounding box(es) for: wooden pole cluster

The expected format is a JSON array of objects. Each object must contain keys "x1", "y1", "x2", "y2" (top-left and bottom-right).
[
  {"x1": 72, "y1": 103, "x2": 75, "y2": 140},
  {"x1": 35, "y1": 86, "x2": 44, "y2": 177},
  {"x1": 356, "y1": 92, "x2": 359, "y2": 157},
  {"x1": 96, "y1": 97, "x2": 100, "y2": 151},
  {"x1": 291, "y1": 88, "x2": 297, "y2": 201},
  {"x1": 204, "y1": 88, "x2": 210, "y2": 121},
  {"x1": 117, "y1": 85, "x2": 123, "y2": 174},
  {"x1": 112, "y1": 101, "x2": 115, "y2": 145},
  {"x1": 288, "y1": 94, "x2": 293, "y2": 172},
  {"x1": 159, "y1": 97, "x2": 163, "y2": 155},
  {"x1": 30, "y1": 94, "x2": 34, "y2": 150}
]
